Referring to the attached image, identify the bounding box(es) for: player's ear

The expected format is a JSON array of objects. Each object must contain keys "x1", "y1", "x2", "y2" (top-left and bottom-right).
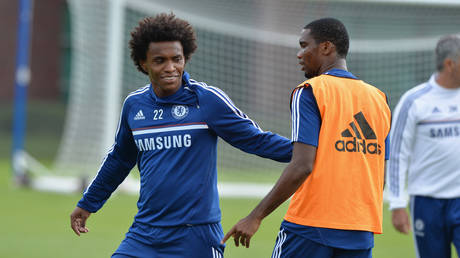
[
  {"x1": 140, "y1": 60, "x2": 148, "y2": 73},
  {"x1": 320, "y1": 41, "x2": 335, "y2": 56},
  {"x1": 443, "y1": 58, "x2": 454, "y2": 73}
]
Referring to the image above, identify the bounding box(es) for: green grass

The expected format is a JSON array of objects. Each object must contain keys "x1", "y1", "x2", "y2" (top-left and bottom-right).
[
  {"x1": 1, "y1": 160, "x2": 458, "y2": 258},
  {"x1": 0, "y1": 96, "x2": 456, "y2": 258},
  {"x1": 218, "y1": 168, "x2": 282, "y2": 183}
]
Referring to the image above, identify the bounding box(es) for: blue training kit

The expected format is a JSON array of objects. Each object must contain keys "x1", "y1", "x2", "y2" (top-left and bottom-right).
[
  {"x1": 272, "y1": 223, "x2": 371, "y2": 258},
  {"x1": 411, "y1": 196, "x2": 460, "y2": 258},
  {"x1": 76, "y1": 71, "x2": 292, "y2": 257},
  {"x1": 112, "y1": 223, "x2": 225, "y2": 258}
]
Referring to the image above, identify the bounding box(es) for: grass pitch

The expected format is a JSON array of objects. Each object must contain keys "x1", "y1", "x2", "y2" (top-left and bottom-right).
[{"x1": 0, "y1": 160, "x2": 458, "y2": 257}]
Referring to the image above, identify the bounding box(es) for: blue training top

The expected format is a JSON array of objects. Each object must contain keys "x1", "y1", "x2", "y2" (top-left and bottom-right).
[{"x1": 77, "y1": 72, "x2": 292, "y2": 234}]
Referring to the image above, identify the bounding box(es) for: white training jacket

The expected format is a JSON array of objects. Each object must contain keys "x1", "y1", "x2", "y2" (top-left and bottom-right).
[{"x1": 387, "y1": 74, "x2": 460, "y2": 210}]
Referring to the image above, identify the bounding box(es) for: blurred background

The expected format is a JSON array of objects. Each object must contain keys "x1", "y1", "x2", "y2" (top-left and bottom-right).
[{"x1": 1, "y1": 0, "x2": 459, "y2": 257}]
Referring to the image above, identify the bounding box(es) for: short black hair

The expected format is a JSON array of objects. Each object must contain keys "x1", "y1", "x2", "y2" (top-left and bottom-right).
[
  {"x1": 304, "y1": 18, "x2": 349, "y2": 58},
  {"x1": 129, "y1": 13, "x2": 197, "y2": 75}
]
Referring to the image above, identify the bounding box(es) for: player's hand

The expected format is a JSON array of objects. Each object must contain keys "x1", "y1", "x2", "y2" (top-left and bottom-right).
[
  {"x1": 70, "y1": 206, "x2": 91, "y2": 236},
  {"x1": 221, "y1": 214, "x2": 261, "y2": 248},
  {"x1": 391, "y1": 208, "x2": 410, "y2": 234}
]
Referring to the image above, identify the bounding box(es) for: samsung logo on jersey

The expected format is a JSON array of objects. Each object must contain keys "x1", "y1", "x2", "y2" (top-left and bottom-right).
[
  {"x1": 136, "y1": 134, "x2": 191, "y2": 151},
  {"x1": 429, "y1": 126, "x2": 460, "y2": 138}
]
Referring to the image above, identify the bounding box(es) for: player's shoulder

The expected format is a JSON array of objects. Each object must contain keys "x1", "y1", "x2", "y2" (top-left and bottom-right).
[
  {"x1": 126, "y1": 84, "x2": 150, "y2": 98},
  {"x1": 291, "y1": 81, "x2": 313, "y2": 98},
  {"x1": 301, "y1": 74, "x2": 345, "y2": 90},
  {"x1": 300, "y1": 74, "x2": 360, "y2": 92},
  {"x1": 296, "y1": 79, "x2": 310, "y2": 88},
  {"x1": 123, "y1": 84, "x2": 150, "y2": 106},
  {"x1": 357, "y1": 80, "x2": 388, "y2": 100},
  {"x1": 291, "y1": 79, "x2": 312, "y2": 97},
  {"x1": 398, "y1": 81, "x2": 433, "y2": 106},
  {"x1": 291, "y1": 75, "x2": 339, "y2": 102},
  {"x1": 187, "y1": 77, "x2": 232, "y2": 104}
]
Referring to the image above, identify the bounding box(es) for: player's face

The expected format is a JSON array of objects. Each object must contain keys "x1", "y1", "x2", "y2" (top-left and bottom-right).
[
  {"x1": 141, "y1": 41, "x2": 185, "y2": 98},
  {"x1": 297, "y1": 29, "x2": 321, "y2": 79}
]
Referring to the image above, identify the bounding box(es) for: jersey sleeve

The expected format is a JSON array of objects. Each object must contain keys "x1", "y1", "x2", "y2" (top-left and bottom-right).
[
  {"x1": 384, "y1": 92, "x2": 391, "y2": 161},
  {"x1": 386, "y1": 93, "x2": 417, "y2": 210},
  {"x1": 384, "y1": 135, "x2": 390, "y2": 160},
  {"x1": 290, "y1": 86, "x2": 321, "y2": 147},
  {"x1": 202, "y1": 86, "x2": 292, "y2": 163},
  {"x1": 77, "y1": 99, "x2": 138, "y2": 213}
]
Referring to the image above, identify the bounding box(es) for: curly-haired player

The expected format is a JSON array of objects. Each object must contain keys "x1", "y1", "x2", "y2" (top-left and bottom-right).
[{"x1": 69, "y1": 13, "x2": 292, "y2": 257}]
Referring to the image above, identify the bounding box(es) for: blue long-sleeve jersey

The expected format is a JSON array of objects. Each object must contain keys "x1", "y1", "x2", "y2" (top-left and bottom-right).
[{"x1": 77, "y1": 72, "x2": 292, "y2": 229}]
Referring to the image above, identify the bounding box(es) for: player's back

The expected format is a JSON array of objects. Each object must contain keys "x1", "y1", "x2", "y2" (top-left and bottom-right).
[{"x1": 285, "y1": 72, "x2": 391, "y2": 233}]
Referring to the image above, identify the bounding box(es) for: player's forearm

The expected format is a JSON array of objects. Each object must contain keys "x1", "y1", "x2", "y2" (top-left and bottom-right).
[
  {"x1": 241, "y1": 132, "x2": 292, "y2": 163},
  {"x1": 215, "y1": 122, "x2": 292, "y2": 162},
  {"x1": 249, "y1": 162, "x2": 311, "y2": 221},
  {"x1": 78, "y1": 156, "x2": 132, "y2": 212},
  {"x1": 207, "y1": 100, "x2": 292, "y2": 162}
]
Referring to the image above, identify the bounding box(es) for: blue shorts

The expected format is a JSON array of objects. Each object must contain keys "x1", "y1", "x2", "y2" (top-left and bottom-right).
[
  {"x1": 410, "y1": 196, "x2": 460, "y2": 258},
  {"x1": 112, "y1": 223, "x2": 225, "y2": 258},
  {"x1": 271, "y1": 227, "x2": 371, "y2": 258}
]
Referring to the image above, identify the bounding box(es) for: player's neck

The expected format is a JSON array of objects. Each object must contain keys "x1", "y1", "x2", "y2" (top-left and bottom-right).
[
  {"x1": 320, "y1": 59, "x2": 347, "y2": 74},
  {"x1": 436, "y1": 71, "x2": 460, "y2": 89}
]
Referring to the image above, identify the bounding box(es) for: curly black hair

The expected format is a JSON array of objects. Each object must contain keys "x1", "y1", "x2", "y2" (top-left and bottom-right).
[
  {"x1": 129, "y1": 13, "x2": 197, "y2": 75},
  {"x1": 305, "y1": 18, "x2": 349, "y2": 58}
]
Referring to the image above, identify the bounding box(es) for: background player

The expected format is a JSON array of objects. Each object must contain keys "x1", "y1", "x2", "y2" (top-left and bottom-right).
[
  {"x1": 69, "y1": 13, "x2": 292, "y2": 258},
  {"x1": 387, "y1": 34, "x2": 460, "y2": 258},
  {"x1": 222, "y1": 18, "x2": 391, "y2": 258}
]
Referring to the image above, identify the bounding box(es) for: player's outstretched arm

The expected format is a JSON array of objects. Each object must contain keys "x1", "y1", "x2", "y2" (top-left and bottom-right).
[
  {"x1": 202, "y1": 87, "x2": 292, "y2": 163},
  {"x1": 70, "y1": 206, "x2": 91, "y2": 236},
  {"x1": 222, "y1": 143, "x2": 316, "y2": 248}
]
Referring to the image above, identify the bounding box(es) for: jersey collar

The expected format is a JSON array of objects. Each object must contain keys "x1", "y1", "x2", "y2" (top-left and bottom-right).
[{"x1": 323, "y1": 68, "x2": 358, "y2": 80}]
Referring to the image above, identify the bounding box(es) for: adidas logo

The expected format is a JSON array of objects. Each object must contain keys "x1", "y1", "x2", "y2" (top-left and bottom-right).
[
  {"x1": 134, "y1": 110, "x2": 145, "y2": 120},
  {"x1": 334, "y1": 111, "x2": 381, "y2": 155}
]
